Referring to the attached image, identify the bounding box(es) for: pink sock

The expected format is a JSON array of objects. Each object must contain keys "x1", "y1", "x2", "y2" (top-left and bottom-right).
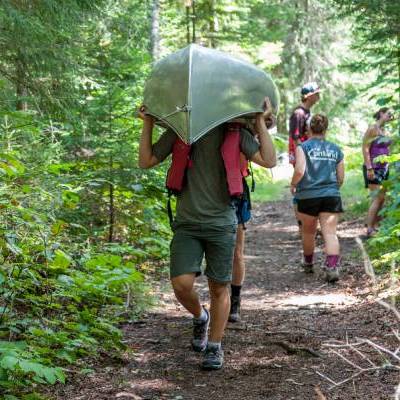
[
  {"x1": 326, "y1": 255, "x2": 340, "y2": 269},
  {"x1": 304, "y1": 254, "x2": 313, "y2": 264}
]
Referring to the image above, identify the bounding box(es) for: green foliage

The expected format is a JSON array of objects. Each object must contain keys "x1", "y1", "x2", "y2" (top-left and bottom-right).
[
  {"x1": 332, "y1": 0, "x2": 400, "y2": 121},
  {"x1": 0, "y1": 134, "x2": 153, "y2": 396},
  {"x1": 251, "y1": 180, "x2": 287, "y2": 203},
  {"x1": 0, "y1": 341, "x2": 65, "y2": 387},
  {"x1": 340, "y1": 169, "x2": 369, "y2": 218},
  {"x1": 343, "y1": 146, "x2": 364, "y2": 171},
  {"x1": 331, "y1": 0, "x2": 400, "y2": 272},
  {"x1": 0, "y1": 0, "x2": 106, "y2": 116},
  {"x1": 0, "y1": 2, "x2": 170, "y2": 396},
  {"x1": 337, "y1": 146, "x2": 369, "y2": 218}
]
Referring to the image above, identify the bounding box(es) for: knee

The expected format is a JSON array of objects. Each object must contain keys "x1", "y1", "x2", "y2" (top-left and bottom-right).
[
  {"x1": 171, "y1": 276, "x2": 194, "y2": 296},
  {"x1": 209, "y1": 280, "x2": 229, "y2": 299}
]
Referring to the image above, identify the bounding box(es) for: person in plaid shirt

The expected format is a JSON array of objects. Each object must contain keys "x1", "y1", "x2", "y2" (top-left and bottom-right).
[{"x1": 289, "y1": 82, "x2": 321, "y2": 165}]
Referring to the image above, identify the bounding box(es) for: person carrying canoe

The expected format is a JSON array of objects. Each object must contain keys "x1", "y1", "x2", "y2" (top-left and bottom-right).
[{"x1": 138, "y1": 98, "x2": 276, "y2": 370}]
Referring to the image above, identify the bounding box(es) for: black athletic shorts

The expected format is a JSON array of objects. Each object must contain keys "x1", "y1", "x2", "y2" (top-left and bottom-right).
[
  {"x1": 362, "y1": 165, "x2": 389, "y2": 188},
  {"x1": 297, "y1": 196, "x2": 343, "y2": 217}
]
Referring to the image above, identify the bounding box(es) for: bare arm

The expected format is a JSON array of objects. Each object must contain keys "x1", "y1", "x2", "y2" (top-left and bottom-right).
[
  {"x1": 138, "y1": 111, "x2": 161, "y2": 169},
  {"x1": 250, "y1": 98, "x2": 277, "y2": 168},
  {"x1": 362, "y1": 126, "x2": 376, "y2": 169},
  {"x1": 336, "y1": 160, "x2": 344, "y2": 186},
  {"x1": 290, "y1": 146, "x2": 306, "y2": 193}
]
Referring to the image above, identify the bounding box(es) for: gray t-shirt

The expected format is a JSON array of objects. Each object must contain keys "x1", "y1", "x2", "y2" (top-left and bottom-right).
[
  {"x1": 152, "y1": 125, "x2": 260, "y2": 226},
  {"x1": 295, "y1": 138, "x2": 343, "y2": 200}
]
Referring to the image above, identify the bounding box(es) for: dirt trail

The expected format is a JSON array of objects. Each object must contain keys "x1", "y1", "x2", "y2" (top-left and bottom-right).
[{"x1": 51, "y1": 200, "x2": 399, "y2": 400}]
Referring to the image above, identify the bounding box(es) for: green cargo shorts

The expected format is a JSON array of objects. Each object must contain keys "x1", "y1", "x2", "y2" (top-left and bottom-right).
[{"x1": 170, "y1": 222, "x2": 237, "y2": 284}]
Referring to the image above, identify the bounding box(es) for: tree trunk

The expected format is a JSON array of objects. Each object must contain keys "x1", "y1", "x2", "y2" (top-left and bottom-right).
[
  {"x1": 108, "y1": 91, "x2": 115, "y2": 243},
  {"x1": 108, "y1": 180, "x2": 114, "y2": 243},
  {"x1": 192, "y1": 0, "x2": 196, "y2": 43},
  {"x1": 278, "y1": 90, "x2": 289, "y2": 136},
  {"x1": 186, "y1": 5, "x2": 191, "y2": 44},
  {"x1": 16, "y1": 59, "x2": 28, "y2": 111},
  {"x1": 208, "y1": 0, "x2": 218, "y2": 48},
  {"x1": 150, "y1": 0, "x2": 160, "y2": 61},
  {"x1": 278, "y1": 11, "x2": 301, "y2": 135}
]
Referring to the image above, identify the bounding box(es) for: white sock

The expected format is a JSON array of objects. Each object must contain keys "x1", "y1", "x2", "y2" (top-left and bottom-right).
[
  {"x1": 207, "y1": 341, "x2": 221, "y2": 350},
  {"x1": 194, "y1": 307, "x2": 208, "y2": 322}
]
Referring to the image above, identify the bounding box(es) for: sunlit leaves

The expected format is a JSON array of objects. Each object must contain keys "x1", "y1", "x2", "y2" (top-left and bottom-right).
[{"x1": 0, "y1": 153, "x2": 25, "y2": 177}]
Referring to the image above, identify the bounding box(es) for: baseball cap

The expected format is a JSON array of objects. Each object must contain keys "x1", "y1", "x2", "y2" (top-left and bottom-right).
[{"x1": 301, "y1": 82, "x2": 321, "y2": 98}]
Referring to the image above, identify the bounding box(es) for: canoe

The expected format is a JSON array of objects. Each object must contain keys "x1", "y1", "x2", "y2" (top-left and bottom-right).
[{"x1": 143, "y1": 44, "x2": 279, "y2": 144}]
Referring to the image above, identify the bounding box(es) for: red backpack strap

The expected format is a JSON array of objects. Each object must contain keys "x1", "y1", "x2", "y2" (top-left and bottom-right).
[
  {"x1": 166, "y1": 138, "x2": 192, "y2": 227},
  {"x1": 221, "y1": 122, "x2": 243, "y2": 197},
  {"x1": 166, "y1": 138, "x2": 192, "y2": 194}
]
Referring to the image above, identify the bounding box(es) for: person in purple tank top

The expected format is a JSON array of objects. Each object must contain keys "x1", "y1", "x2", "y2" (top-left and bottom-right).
[{"x1": 362, "y1": 107, "x2": 393, "y2": 237}]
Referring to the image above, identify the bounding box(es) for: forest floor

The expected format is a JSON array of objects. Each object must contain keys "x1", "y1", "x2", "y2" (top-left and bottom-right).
[{"x1": 49, "y1": 199, "x2": 400, "y2": 400}]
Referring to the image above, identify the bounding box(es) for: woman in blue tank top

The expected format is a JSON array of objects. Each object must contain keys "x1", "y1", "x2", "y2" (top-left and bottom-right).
[
  {"x1": 362, "y1": 107, "x2": 393, "y2": 237},
  {"x1": 290, "y1": 114, "x2": 345, "y2": 283}
]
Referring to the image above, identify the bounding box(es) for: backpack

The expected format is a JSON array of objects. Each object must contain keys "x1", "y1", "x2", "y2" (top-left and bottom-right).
[
  {"x1": 166, "y1": 123, "x2": 254, "y2": 226},
  {"x1": 234, "y1": 173, "x2": 254, "y2": 229}
]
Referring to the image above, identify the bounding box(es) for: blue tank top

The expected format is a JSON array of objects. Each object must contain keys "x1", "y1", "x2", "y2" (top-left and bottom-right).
[{"x1": 295, "y1": 138, "x2": 344, "y2": 200}]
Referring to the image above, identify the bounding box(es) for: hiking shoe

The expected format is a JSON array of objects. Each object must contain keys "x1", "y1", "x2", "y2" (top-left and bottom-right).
[
  {"x1": 191, "y1": 307, "x2": 209, "y2": 352},
  {"x1": 201, "y1": 345, "x2": 224, "y2": 370},
  {"x1": 366, "y1": 227, "x2": 377, "y2": 238},
  {"x1": 302, "y1": 263, "x2": 314, "y2": 274},
  {"x1": 228, "y1": 295, "x2": 241, "y2": 323},
  {"x1": 324, "y1": 266, "x2": 340, "y2": 283}
]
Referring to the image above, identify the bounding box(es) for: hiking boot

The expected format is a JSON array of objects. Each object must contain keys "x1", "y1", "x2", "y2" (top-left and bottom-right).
[
  {"x1": 324, "y1": 266, "x2": 340, "y2": 283},
  {"x1": 201, "y1": 345, "x2": 224, "y2": 370},
  {"x1": 302, "y1": 263, "x2": 314, "y2": 274},
  {"x1": 228, "y1": 295, "x2": 241, "y2": 323},
  {"x1": 191, "y1": 307, "x2": 209, "y2": 352}
]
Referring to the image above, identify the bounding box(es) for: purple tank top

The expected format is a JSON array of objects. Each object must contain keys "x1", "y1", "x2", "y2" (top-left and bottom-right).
[{"x1": 370, "y1": 134, "x2": 391, "y2": 169}]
